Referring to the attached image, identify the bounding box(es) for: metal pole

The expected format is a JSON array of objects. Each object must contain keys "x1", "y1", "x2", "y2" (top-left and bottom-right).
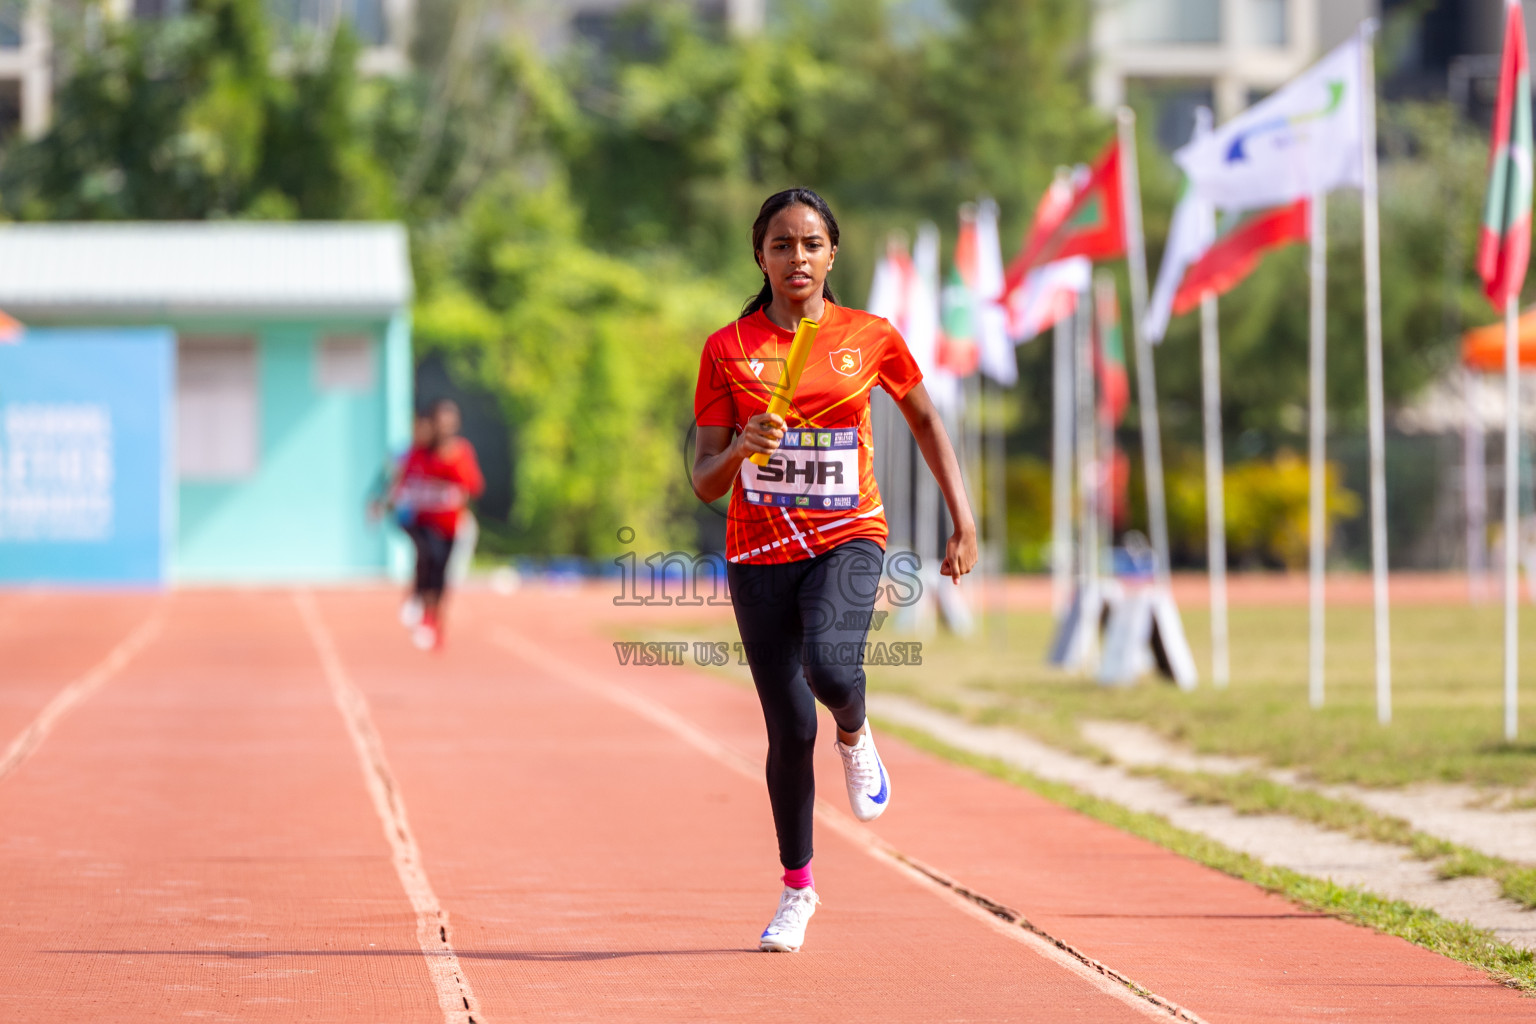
[
  {"x1": 1200, "y1": 293, "x2": 1229, "y2": 687},
  {"x1": 1095, "y1": 271, "x2": 1118, "y2": 582},
  {"x1": 1117, "y1": 107, "x2": 1172, "y2": 590},
  {"x1": 1361, "y1": 26, "x2": 1393, "y2": 725},
  {"x1": 1052, "y1": 316, "x2": 1073, "y2": 613},
  {"x1": 1077, "y1": 284, "x2": 1099, "y2": 668},
  {"x1": 986, "y1": 374, "x2": 1009, "y2": 646},
  {"x1": 1309, "y1": 191, "x2": 1328, "y2": 708},
  {"x1": 964, "y1": 373, "x2": 984, "y2": 633},
  {"x1": 1468, "y1": 368, "x2": 1488, "y2": 602},
  {"x1": 1507, "y1": 294, "x2": 1521, "y2": 742}
]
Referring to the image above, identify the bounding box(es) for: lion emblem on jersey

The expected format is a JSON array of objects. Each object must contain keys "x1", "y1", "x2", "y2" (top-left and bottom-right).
[{"x1": 829, "y1": 347, "x2": 862, "y2": 377}]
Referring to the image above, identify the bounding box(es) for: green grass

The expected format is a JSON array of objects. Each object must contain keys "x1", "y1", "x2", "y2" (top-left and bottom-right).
[
  {"x1": 1139, "y1": 766, "x2": 1536, "y2": 910},
  {"x1": 876, "y1": 718, "x2": 1536, "y2": 993},
  {"x1": 1134, "y1": 767, "x2": 1432, "y2": 849},
  {"x1": 867, "y1": 602, "x2": 1536, "y2": 789}
]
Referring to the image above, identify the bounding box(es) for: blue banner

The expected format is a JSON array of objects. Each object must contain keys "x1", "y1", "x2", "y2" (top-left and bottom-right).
[{"x1": 0, "y1": 329, "x2": 174, "y2": 584}]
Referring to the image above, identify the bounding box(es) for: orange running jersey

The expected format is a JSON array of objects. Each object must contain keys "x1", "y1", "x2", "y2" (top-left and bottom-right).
[{"x1": 693, "y1": 301, "x2": 923, "y2": 565}]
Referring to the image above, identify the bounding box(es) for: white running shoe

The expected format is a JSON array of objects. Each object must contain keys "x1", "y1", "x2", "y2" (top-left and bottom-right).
[
  {"x1": 759, "y1": 886, "x2": 819, "y2": 952},
  {"x1": 836, "y1": 727, "x2": 892, "y2": 822},
  {"x1": 411, "y1": 622, "x2": 437, "y2": 651},
  {"x1": 399, "y1": 596, "x2": 424, "y2": 628}
]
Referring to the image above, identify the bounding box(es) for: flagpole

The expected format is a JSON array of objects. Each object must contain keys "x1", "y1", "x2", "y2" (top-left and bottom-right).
[
  {"x1": 986, "y1": 373, "x2": 1009, "y2": 648},
  {"x1": 1052, "y1": 315, "x2": 1073, "y2": 614},
  {"x1": 1118, "y1": 107, "x2": 1172, "y2": 591},
  {"x1": 1468, "y1": 367, "x2": 1489, "y2": 604},
  {"x1": 964, "y1": 372, "x2": 984, "y2": 633},
  {"x1": 1077, "y1": 282, "x2": 1099, "y2": 669},
  {"x1": 1095, "y1": 271, "x2": 1117, "y2": 585},
  {"x1": 1200, "y1": 293, "x2": 1230, "y2": 687},
  {"x1": 1360, "y1": 23, "x2": 1393, "y2": 725},
  {"x1": 1506, "y1": 293, "x2": 1520, "y2": 741},
  {"x1": 1309, "y1": 190, "x2": 1329, "y2": 708}
]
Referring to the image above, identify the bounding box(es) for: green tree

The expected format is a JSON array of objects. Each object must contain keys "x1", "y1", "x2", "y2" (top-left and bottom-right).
[
  {"x1": 0, "y1": 0, "x2": 392, "y2": 220},
  {"x1": 413, "y1": 173, "x2": 737, "y2": 555}
]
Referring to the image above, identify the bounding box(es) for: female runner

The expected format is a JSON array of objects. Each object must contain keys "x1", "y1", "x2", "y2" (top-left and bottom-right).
[
  {"x1": 392, "y1": 399, "x2": 484, "y2": 651},
  {"x1": 691, "y1": 187, "x2": 977, "y2": 952}
]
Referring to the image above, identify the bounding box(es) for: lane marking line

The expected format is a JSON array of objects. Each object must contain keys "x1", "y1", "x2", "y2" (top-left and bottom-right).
[
  {"x1": 0, "y1": 611, "x2": 163, "y2": 785},
  {"x1": 491, "y1": 627, "x2": 1206, "y2": 1024},
  {"x1": 295, "y1": 592, "x2": 485, "y2": 1024}
]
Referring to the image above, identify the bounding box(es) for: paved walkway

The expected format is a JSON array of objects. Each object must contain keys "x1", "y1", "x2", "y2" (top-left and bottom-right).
[{"x1": 0, "y1": 586, "x2": 1530, "y2": 1022}]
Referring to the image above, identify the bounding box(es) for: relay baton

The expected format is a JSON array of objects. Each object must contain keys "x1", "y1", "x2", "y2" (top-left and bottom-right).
[{"x1": 749, "y1": 317, "x2": 820, "y2": 467}]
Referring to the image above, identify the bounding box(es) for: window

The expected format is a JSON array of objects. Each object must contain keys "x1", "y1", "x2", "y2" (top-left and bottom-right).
[
  {"x1": 316, "y1": 335, "x2": 375, "y2": 392},
  {"x1": 1126, "y1": 78, "x2": 1216, "y2": 151},
  {"x1": 1120, "y1": 0, "x2": 1221, "y2": 45},
  {"x1": 0, "y1": 81, "x2": 18, "y2": 144},
  {"x1": 178, "y1": 337, "x2": 258, "y2": 480},
  {"x1": 1247, "y1": 0, "x2": 1287, "y2": 48}
]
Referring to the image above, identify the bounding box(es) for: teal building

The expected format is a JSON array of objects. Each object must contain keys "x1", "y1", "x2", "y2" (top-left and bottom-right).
[{"x1": 0, "y1": 223, "x2": 414, "y2": 584}]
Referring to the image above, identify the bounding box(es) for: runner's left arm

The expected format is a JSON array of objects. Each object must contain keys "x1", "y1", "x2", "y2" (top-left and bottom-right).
[
  {"x1": 894, "y1": 382, "x2": 978, "y2": 585},
  {"x1": 455, "y1": 441, "x2": 486, "y2": 501}
]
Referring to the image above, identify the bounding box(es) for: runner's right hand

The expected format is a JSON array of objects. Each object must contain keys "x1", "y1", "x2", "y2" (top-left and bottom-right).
[{"x1": 738, "y1": 412, "x2": 787, "y2": 459}]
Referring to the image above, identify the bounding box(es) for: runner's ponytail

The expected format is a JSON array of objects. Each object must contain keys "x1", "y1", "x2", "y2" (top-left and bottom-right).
[{"x1": 740, "y1": 187, "x2": 840, "y2": 318}]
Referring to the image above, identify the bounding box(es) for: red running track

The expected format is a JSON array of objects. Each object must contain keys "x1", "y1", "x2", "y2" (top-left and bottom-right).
[{"x1": 0, "y1": 586, "x2": 1529, "y2": 1023}]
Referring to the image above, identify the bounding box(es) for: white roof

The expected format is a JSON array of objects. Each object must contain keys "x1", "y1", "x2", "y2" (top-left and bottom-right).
[{"x1": 0, "y1": 222, "x2": 412, "y2": 318}]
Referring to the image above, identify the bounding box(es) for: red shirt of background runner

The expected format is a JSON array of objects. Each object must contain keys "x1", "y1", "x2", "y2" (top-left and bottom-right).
[
  {"x1": 694, "y1": 301, "x2": 922, "y2": 565},
  {"x1": 399, "y1": 438, "x2": 484, "y2": 538}
]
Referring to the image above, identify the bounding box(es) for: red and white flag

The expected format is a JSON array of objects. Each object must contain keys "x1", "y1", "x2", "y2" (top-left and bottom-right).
[
  {"x1": 1478, "y1": 0, "x2": 1534, "y2": 309},
  {"x1": 1171, "y1": 200, "x2": 1310, "y2": 315},
  {"x1": 1145, "y1": 109, "x2": 1216, "y2": 343},
  {"x1": 1000, "y1": 141, "x2": 1127, "y2": 293},
  {"x1": 866, "y1": 226, "x2": 957, "y2": 410},
  {"x1": 1001, "y1": 257, "x2": 1090, "y2": 342}
]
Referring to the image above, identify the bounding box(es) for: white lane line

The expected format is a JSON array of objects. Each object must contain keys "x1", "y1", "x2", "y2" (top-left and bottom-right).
[
  {"x1": 0, "y1": 612, "x2": 163, "y2": 785},
  {"x1": 294, "y1": 592, "x2": 485, "y2": 1024},
  {"x1": 490, "y1": 627, "x2": 1205, "y2": 1024}
]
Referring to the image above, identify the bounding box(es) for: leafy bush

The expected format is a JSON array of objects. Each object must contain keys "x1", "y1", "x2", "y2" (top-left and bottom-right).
[{"x1": 1166, "y1": 451, "x2": 1360, "y2": 569}]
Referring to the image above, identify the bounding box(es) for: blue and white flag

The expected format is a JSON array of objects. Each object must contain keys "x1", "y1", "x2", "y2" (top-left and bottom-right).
[{"x1": 1175, "y1": 30, "x2": 1365, "y2": 213}]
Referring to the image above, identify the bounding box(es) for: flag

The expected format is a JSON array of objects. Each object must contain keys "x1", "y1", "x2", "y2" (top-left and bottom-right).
[
  {"x1": 1002, "y1": 257, "x2": 1091, "y2": 341},
  {"x1": 938, "y1": 264, "x2": 981, "y2": 377},
  {"x1": 1479, "y1": 0, "x2": 1534, "y2": 310},
  {"x1": 971, "y1": 198, "x2": 1016, "y2": 384},
  {"x1": 1016, "y1": 168, "x2": 1076, "y2": 278},
  {"x1": 1172, "y1": 199, "x2": 1310, "y2": 315},
  {"x1": 1001, "y1": 141, "x2": 1126, "y2": 293},
  {"x1": 914, "y1": 222, "x2": 959, "y2": 411},
  {"x1": 866, "y1": 228, "x2": 956, "y2": 411},
  {"x1": 1094, "y1": 278, "x2": 1131, "y2": 529},
  {"x1": 1094, "y1": 285, "x2": 1130, "y2": 427},
  {"x1": 867, "y1": 234, "x2": 936, "y2": 374},
  {"x1": 1145, "y1": 108, "x2": 1216, "y2": 343},
  {"x1": 867, "y1": 238, "x2": 919, "y2": 342},
  {"x1": 939, "y1": 209, "x2": 981, "y2": 378},
  {"x1": 938, "y1": 201, "x2": 1016, "y2": 383},
  {"x1": 1175, "y1": 31, "x2": 1365, "y2": 213}
]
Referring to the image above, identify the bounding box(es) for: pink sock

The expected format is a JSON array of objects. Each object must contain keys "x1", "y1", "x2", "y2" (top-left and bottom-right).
[{"x1": 782, "y1": 863, "x2": 814, "y2": 890}]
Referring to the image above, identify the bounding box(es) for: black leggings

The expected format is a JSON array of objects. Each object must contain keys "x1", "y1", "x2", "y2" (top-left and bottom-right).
[
  {"x1": 726, "y1": 538, "x2": 884, "y2": 871},
  {"x1": 406, "y1": 522, "x2": 453, "y2": 600}
]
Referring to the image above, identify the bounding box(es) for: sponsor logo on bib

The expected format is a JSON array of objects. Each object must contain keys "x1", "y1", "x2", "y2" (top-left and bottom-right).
[{"x1": 830, "y1": 347, "x2": 862, "y2": 376}]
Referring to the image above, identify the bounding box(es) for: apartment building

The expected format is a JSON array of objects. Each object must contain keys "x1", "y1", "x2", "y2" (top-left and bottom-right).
[
  {"x1": 0, "y1": 0, "x2": 49, "y2": 137},
  {"x1": 1093, "y1": 0, "x2": 1375, "y2": 146}
]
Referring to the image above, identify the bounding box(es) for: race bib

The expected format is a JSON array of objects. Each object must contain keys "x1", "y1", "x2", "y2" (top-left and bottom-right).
[
  {"x1": 396, "y1": 478, "x2": 461, "y2": 513},
  {"x1": 739, "y1": 428, "x2": 860, "y2": 510}
]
